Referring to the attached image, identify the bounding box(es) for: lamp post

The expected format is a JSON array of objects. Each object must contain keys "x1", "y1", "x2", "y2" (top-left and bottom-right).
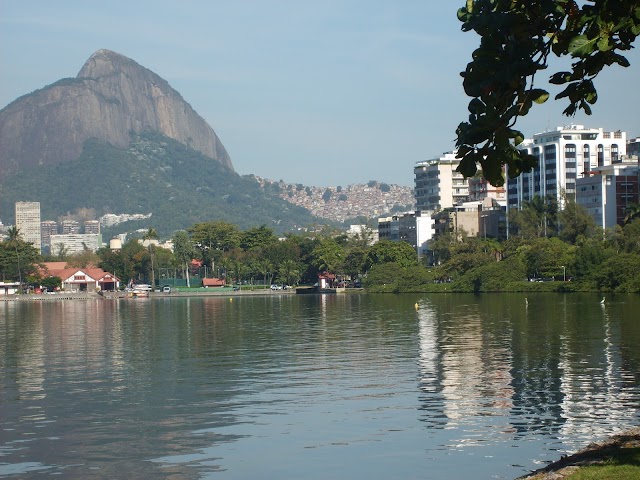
[
  {"x1": 481, "y1": 214, "x2": 488, "y2": 239},
  {"x1": 561, "y1": 265, "x2": 566, "y2": 282}
]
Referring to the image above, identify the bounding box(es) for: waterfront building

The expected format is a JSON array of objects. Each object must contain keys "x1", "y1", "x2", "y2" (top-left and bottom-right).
[
  {"x1": 50, "y1": 233, "x2": 102, "y2": 255},
  {"x1": 414, "y1": 152, "x2": 469, "y2": 212},
  {"x1": 509, "y1": 125, "x2": 627, "y2": 209},
  {"x1": 576, "y1": 159, "x2": 640, "y2": 229},
  {"x1": 15, "y1": 201, "x2": 41, "y2": 252},
  {"x1": 41, "y1": 262, "x2": 120, "y2": 292}
]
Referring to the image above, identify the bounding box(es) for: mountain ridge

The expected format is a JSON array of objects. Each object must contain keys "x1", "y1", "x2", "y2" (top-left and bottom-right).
[
  {"x1": 0, "y1": 49, "x2": 232, "y2": 178},
  {"x1": 0, "y1": 131, "x2": 320, "y2": 236}
]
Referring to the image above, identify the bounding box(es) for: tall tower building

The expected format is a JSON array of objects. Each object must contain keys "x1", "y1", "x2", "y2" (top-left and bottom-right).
[{"x1": 15, "y1": 202, "x2": 42, "y2": 252}]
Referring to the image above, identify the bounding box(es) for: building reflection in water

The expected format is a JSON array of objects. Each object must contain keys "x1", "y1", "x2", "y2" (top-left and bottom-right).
[
  {"x1": 416, "y1": 300, "x2": 515, "y2": 446},
  {"x1": 416, "y1": 295, "x2": 640, "y2": 453},
  {"x1": 557, "y1": 301, "x2": 638, "y2": 449}
]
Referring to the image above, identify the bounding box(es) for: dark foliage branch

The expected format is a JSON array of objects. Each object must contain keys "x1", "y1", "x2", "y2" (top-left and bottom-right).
[{"x1": 455, "y1": 0, "x2": 640, "y2": 186}]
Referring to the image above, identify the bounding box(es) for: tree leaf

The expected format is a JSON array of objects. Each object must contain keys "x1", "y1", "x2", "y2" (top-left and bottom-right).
[
  {"x1": 530, "y1": 88, "x2": 549, "y2": 104},
  {"x1": 568, "y1": 35, "x2": 597, "y2": 56}
]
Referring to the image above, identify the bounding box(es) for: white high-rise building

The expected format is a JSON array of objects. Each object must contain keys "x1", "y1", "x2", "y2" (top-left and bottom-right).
[
  {"x1": 509, "y1": 125, "x2": 627, "y2": 208},
  {"x1": 15, "y1": 202, "x2": 41, "y2": 252},
  {"x1": 414, "y1": 152, "x2": 469, "y2": 212}
]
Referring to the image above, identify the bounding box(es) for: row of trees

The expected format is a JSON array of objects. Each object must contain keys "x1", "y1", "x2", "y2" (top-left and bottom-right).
[
  {"x1": 92, "y1": 222, "x2": 417, "y2": 289},
  {"x1": 4, "y1": 200, "x2": 640, "y2": 294},
  {"x1": 366, "y1": 204, "x2": 640, "y2": 293}
]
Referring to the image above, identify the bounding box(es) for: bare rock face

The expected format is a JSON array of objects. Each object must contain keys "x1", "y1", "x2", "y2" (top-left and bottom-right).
[{"x1": 0, "y1": 49, "x2": 233, "y2": 178}]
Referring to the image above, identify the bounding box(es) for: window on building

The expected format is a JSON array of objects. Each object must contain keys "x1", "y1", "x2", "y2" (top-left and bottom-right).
[{"x1": 597, "y1": 144, "x2": 604, "y2": 167}]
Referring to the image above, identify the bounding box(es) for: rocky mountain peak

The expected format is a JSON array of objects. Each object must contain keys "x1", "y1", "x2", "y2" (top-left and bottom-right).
[{"x1": 0, "y1": 49, "x2": 233, "y2": 179}]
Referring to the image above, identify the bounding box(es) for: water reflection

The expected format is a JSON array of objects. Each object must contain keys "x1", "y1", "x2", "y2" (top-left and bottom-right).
[{"x1": 1, "y1": 294, "x2": 639, "y2": 479}]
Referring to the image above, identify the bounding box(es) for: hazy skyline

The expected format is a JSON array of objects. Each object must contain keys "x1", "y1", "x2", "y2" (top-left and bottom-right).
[{"x1": 2, "y1": 1, "x2": 639, "y2": 187}]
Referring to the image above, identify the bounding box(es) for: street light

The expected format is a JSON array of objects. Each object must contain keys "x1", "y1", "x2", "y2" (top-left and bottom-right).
[{"x1": 560, "y1": 265, "x2": 566, "y2": 282}]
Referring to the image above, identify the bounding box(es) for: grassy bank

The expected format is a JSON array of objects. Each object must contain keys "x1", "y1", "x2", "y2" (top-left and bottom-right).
[{"x1": 518, "y1": 429, "x2": 640, "y2": 480}]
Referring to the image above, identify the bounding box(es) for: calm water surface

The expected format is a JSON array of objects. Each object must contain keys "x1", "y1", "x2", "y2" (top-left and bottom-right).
[{"x1": 1, "y1": 293, "x2": 639, "y2": 479}]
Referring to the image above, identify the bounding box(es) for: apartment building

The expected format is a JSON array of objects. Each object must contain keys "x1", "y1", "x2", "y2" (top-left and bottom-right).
[
  {"x1": 378, "y1": 211, "x2": 435, "y2": 257},
  {"x1": 84, "y1": 220, "x2": 101, "y2": 234},
  {"x1": 576, "y1": 160, "x2": 640, "y2": 229},
  {"x1": 40, "y1": 220, "x2": 59, "y2": 253},
  {"x1": 15, "y1": 202, "x2": 41, "y2": 252},
  {"x1": 61, "y1": 220, "x2": 80, "y2": 234},
  {"x1": 414, "y1": 152, "x2": 469, "y2": 212},
  {"x1": 509, "y1": 125, "x2": 627, "y2": 209}
]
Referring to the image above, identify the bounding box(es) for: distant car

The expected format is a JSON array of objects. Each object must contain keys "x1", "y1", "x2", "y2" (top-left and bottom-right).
[
  {"x1": 270, "y1": 284, "x2": 283, "y2": 290},
  {"x1": 162, "y1": 285, "x2": 171, "y2": 293}
]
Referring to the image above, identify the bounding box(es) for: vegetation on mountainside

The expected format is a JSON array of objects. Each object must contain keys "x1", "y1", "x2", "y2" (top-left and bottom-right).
[
  {"x1": 0, "y1": 131, "x2": 323, "y2": 237},
  {"x1": 455, "y1": 0, "x2": 640, "y2": 185}
]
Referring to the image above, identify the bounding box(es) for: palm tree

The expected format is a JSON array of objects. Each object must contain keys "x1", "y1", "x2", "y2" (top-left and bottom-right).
[
  {"x1": 143, "y1": 228, "x2": 158, "y2": 289},
  {"x1": 254, "y1": 258, "x2": 274, "y2": 287},
  {"x1": 623, "y1": 203, "x2": 640, "y2": 225},
  {"x1": 7, "y1": 226, "x2": 21, "y2": 243},
  {"x1": 277, "y1": 259, "x2": 300, "y2": 287}
]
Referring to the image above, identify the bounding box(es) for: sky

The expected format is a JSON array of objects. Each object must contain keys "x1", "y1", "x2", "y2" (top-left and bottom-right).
[{"x1": 1, "y1": 1, "x2": 639, "y2": 187}]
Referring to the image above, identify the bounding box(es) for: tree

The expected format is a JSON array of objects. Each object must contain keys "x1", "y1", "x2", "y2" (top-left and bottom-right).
[
  {"x1": 520, "y1": 237, "x2": 574, "y2": 280},
  {"x1": 623, "y1": 202, "x2": 640, "y2": 225},
  {"x1": 188, "y1": 221, "x2": 240, "y2": 275},
  {"x1": 240, "y1": 225, "x2": 278, "y2": 251},
  {"x1": 455, "y1": 1, "x2": 640, "y2": 185},
  {"x1": 142, "y1": 228, "x2": 159, "y2": 286},
  {"x1": 558, "y1": 197, "x2": 596, "y2": 243},
  {"x1": 7, "y1": 226, "x2": 21, "y2": 242},
  {"x1": 510, "y1": 195, "x2": 558, "y2": 239},
  {"x1": 342, "y1": 246, "x2": 368, "y2": 280},
  {"x1": 277, "y1": 259, "x2": 301, "y2": 286},
  {"x1": 363, "y1": 240, "x2": 418, "y2": 271},
  {"x1": 172, "y1": 231, "x2": 195, "y2": 287},
  {"x1": 40, "y1": 276, "x2": 62, "y2": 291},
  {"x1": 0, "y1": 232, "x2": 42, "y2": 284},
  {"x1": 66, "y1": 250, "x2": 100, "y2": 268},
  {"x1": 254, "y1": 258, "x2": 275, "y2": 286},
  {"x1": 311, "y1": 238, "x2": 344, "y2": 274}
]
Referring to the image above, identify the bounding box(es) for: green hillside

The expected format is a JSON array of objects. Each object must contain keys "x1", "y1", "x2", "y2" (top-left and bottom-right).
[{"x1": 0, "y1": 131, "x2": 323, "y2": 236}]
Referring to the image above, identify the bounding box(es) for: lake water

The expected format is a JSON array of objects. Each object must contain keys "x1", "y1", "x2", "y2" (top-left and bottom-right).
[{"x1": 1, "y1": 293, "x2": 639, "y2": 479}]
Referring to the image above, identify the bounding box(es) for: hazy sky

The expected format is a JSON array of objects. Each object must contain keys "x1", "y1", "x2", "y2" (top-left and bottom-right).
[{"x1": 2, "y1": 1, "x2": 639, "y2": 186}]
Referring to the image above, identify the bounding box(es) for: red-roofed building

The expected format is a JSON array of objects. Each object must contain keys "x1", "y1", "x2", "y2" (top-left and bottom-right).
[
  {"x1": 40, "y1": 262, "x2": 120, "y2": 292},
  {"x1": 202, "y1": 278, "x2": 225, "y2": 288}
]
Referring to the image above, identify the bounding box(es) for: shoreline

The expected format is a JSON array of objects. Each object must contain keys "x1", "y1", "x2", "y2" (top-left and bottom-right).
[
  {"x1": 517, "y1": 428, "x2": 640, "y2": 479},
  {"x1": 0, "y1": 288, "x2": 299, "y2": 302}
]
